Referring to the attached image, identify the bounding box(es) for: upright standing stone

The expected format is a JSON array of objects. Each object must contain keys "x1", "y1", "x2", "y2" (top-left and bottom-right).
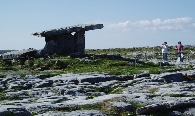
[
  {"x1": 74, "y1": 29, "x2": 85, "y2": 54},
  {"x1": 41, "y1": 33, "x2": 75, "y2": 55}
]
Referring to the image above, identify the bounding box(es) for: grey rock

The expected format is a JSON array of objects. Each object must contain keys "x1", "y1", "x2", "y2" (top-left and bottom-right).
[
  {"x1": 153, "y1": 72, "x2": 188, "y2": 83},
  {"x1": 1, "y1": 48, "x2": 37, "y2": 60},
  {"x1": 35, "y1": 110, "x2": 107, "y2": 116},
  {"x1": 112, "y1": 102, "x2": 134, "y2": 111},
  {"x1": 136, "y1": 103, "x2": 167, "y2": 115},
  {"x1": 36, "y1": 74, "x2": 51, "y2": 79},
  {"x1": 33, "y1": 81, "x2": 53, "y2": 88},
  {"x1": 2, "y1": 71, "x2": 195, "y2": 115},
  {"x1": 39, "y1": 34, "x2": 75, "y2": 55},
  {"x1": 168, "y1": 101, "x2": 195, "y2": 109},
  {"x1": 0, "y1": 85, "x2": 5, "y2": 91},
  {"x1": 86, "y1": 92, "x2": 106, "y2": 97},
  {"x1": 0, "y1": 105, "x2": 31, "y2": 116},
  {"x1": 25, "y1": 102, "x2": 57, "y2": 114}
]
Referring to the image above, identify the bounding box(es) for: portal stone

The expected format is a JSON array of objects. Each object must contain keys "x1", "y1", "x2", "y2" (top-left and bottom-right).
[
  {"x1": 40, "y1": 33, "x2": 75, "y2": 55},
  {"x1": 74, "y1": 29, "x2": 85, "y2": 54}
]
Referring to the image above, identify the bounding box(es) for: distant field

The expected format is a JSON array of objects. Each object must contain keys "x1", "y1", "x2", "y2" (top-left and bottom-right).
[{"x1": 0, "y1": 50, "x2": 15, "y2": 54}]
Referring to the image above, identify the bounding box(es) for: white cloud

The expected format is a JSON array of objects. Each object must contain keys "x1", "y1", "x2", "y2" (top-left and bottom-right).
[
  {"x1": 107, "y1": 17, "x2": 194, "y2": 32},
  {"x1": 159, "y1": 25, "x2": 183, "y2": 30},
  {"x1": 192, "y1": 23, "x2": 195, "y2": 27},
  {"x1": 108, "y1": 21, "x2": 131, "y2": 28},
  {"x1": 122, "y1": 28, "x2": 131, "y2": 32},
  {"x1": 135, "y1": 20, "x2": 151, "y2": 26},
  {"x1": 163, "y1": 17, "x2": 192, "y2": 24},
  {"x1": 152, "y1": 18, "x2": 162, "y2": 25}
]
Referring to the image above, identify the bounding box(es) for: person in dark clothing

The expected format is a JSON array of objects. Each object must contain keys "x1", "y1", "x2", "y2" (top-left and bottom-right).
[{"x1": 177, "y1": 41, "x2": 184, "y2": 62}]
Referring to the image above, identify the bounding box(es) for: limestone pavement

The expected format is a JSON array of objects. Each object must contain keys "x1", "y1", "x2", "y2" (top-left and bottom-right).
[{"x1": 1, "y1": 69, "x2": 195, "y2": 115}]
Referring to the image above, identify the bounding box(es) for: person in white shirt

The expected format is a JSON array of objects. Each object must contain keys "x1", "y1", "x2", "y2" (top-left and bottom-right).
[{"x1": 161, "y1": 42, "x2": 168, "y2": 61}]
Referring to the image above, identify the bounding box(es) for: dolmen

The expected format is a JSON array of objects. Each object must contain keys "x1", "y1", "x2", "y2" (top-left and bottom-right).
[
  {"x1": 32, "y1": 24, "x2": 104, "y2": 56},
  {"x1": 0, "y1": 24, "x2": 104, "y2": 60}
]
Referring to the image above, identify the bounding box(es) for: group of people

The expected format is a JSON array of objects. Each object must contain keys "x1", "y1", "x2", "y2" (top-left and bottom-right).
[{"x1": 161, "y1": 41, "x2": 184, "y2": 62}]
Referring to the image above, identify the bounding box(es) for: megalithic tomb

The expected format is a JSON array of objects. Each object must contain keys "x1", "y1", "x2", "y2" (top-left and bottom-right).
[{"x1": 32, "y1": 24, "x2": 104, "y2": 55}]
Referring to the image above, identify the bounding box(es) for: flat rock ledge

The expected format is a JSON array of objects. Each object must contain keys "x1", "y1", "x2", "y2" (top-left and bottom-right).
[{"x1": 1, "y1": 70, "x2": 195, "y2": 115}]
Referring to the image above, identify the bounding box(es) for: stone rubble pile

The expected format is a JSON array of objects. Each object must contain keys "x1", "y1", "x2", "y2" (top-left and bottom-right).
[
  {"x1": 0, "y1": 71, "x2": 195, "y2": 115},
  {"x1": 0, "y1": 49, "x2": 37, "y2": 60}
]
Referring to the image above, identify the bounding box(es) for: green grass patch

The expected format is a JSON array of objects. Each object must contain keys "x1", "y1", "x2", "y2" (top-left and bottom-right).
[
  {"x1": 0, "y1": 92, "x2": 6, "y2": 102},
  {"x1": 0, "y1": 48, "x2": 185, "y2": 76},
  {"x1": 149, "y1": 88, "x2": 159, "y2": 94},
  {"x1": 164, "y1": 94, "x2": 191, "y2": 97},
  {"x1": 129, "y1": 101, "x2": 148, "y2": 109},
  {"x1": 110, "y1": 88, "x2": 123, "y2": 94},
  {"x1": 17, "y1": 73, "x2": 28, "y2": 77},
  {"x1": 0, "y1": 74, "x2": 6, "y2": 78}
]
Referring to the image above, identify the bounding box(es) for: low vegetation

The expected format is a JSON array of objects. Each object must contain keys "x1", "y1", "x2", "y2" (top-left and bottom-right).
[{"x1": 1, "y1": 47, "x2": 193, "y2": 76}]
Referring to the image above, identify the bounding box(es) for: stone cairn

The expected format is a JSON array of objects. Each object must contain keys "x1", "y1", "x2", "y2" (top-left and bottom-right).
[{"x1": 32, "y1": 24, "x2": 104, "y2": 56}]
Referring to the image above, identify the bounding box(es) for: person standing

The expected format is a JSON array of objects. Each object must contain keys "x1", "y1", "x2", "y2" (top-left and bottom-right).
[
  {"x1": 161, "y1": 42, "x2": 168, "y2": 62},
  {"x1": 177, "y1": 41, "x2": 184, "y2": 62}
]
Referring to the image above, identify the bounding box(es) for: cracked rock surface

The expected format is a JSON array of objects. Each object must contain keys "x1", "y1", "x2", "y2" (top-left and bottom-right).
[{"x1": 1, "y1": 70, "x2": 195, "y2": 115}]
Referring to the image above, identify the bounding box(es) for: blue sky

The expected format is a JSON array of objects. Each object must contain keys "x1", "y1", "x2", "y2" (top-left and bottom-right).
[{"x1": 0, "y1": 0, "x2": 195, "y2": 50}]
